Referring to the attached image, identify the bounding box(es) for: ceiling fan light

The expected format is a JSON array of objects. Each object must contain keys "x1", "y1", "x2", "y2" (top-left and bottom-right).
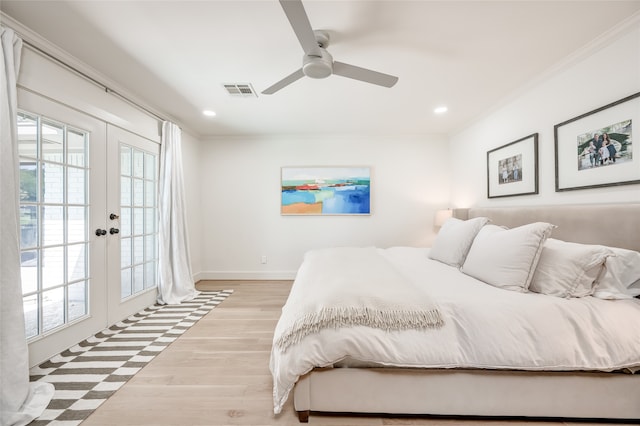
[
  {"x1": 303, "y1": 61, "x2": 332, "y2": 79},
  {"x1": 302, "y1": 49, "x2": 333, "y2": 79}
]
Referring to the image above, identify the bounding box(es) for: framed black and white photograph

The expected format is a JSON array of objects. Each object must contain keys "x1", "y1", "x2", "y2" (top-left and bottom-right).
[
  {"x1": 555, "y1": 91, "x2": 640, "y2": 192},
  {"x1": 487, "y1": 133, "x2": 538, "y2": 198}
]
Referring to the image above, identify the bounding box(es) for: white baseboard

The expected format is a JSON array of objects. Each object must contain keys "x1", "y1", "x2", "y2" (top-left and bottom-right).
[{"x1": 194, "y1": 270, "x2": 297, "y2": 282}]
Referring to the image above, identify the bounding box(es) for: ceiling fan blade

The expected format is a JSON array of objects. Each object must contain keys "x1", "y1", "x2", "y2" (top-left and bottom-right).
[
  {"x1": 333, "y1": 61, "x2": 398, "y2": 88},
  {"x1": 262, "y1": 68, "x2": 306, "y2": 95},
  {"x1": 279, "y1": 0, "x2": 321, "y2": 56}
]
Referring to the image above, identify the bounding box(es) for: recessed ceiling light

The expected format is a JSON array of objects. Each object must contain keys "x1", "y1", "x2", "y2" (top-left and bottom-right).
[
  {"x1": 203, "y1": 110, "x2": 216, "y2": 117},
  {"x1": 434, "y1": 106, "x2": 448, "y2": 114}
]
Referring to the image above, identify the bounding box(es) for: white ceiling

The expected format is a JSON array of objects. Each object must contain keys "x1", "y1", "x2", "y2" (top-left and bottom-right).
[{"x1": 2, "y1": 1, "x2": 640, "y2": 138}]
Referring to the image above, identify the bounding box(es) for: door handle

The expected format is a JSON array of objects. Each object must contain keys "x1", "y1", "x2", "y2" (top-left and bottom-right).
[
  {"x1": 95, "y1": 229, "x2": 107, "y2": 236},
  {"x1": 109, "y1": 227, "x2": 120, "y2": 235},
  {"x1": 110, "y1": 213, "x2": 119, "y2": 220}
]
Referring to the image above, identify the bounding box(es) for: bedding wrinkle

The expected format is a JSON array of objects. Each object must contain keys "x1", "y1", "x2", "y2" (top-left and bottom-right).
[{"x1": 563, "y1": 308, "x2": 610, "y2": 366}]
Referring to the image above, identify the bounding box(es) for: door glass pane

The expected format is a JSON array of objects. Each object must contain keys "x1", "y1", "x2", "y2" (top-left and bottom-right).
[
  {"x1": 68, "y1": 281, "x2": 87, "y2": 321},
  {"x1": 133, "y1": 179, "x2": 144, "y2": 206},
  {"x1": 41, "y1": 120, "x2": 64, "y2": 163},
  {"x1": 133, "y1": 208, "x2": 144, "y2": 235},
  {"x1": 23, "y1": 295, "x2": 38, "y2": 338},
  {"x1": 67, "y1": 243, "x2": 86, "y2": 281},
  {"x1": 144, "y1": 208, "x2": 155, "y2": 234},
  {"x1": 21, "y1": 250, "x2": 38, "y2": 293},
  {"x1": 144, "y1": 262, "x2": 155, "y2": 289},
  {"x1": 42, "y1": 205, "x2": 64, "y2": 246},
  {"x1": 144, "y1": 180, "x2": 155, "y2": 207},
  {"x1": 121, "y1": 268, "x2": 132, "y2": 298},
  {"x1": 20, "y1": 206, "x2": 38, "y2": 249},
  {"x1": 42, "y1": 247, "x2": 64, "y2": 289},
  {"x1": 133, "y1": 265, "x2": 144, "y2": 294},
  {"x1": 145, "y1": 235, "x2": 155, "y2": 262},
  {"x1": 67, "y1": 206, "x2": 86, "y2": 243},
  {"x1": 121, "y1": 237, "x2": 132, "y2": 267},
  {"x1": 67, "y1": 167, "x2": 86, "y2": 204},
  {"x1": 67, "y1": 129, "x2": 85, "y2": 167},
  {"x1": 18, "y1": 113, "x2": 38, "y2": 159},
  {"x1": 121, "y1": 176, "x2": 131, "y2": 205},
  {"x1": 144, "y1": 152, "x2": 155, "y2": 180},
  {"x1": 18, "y1": 111, "x2": 90, "y2": 340},
  {"x1": 133, "y1": 236, "x2": 144, "y2": 264},
  {"x1": 133, "y1": 150, "x2": 144, "y2": 178},
  {"x1": 42, "y1": 287, "x2": 64, "y2": 332},
  {"x1": 121, "y1": 145, "x2": 132, "y2": 176},
  {"x1": 42, "y1": 162, "x2": 64, "y2": 204},
  {"x1": 120, "y1": 207, "x2": 132, "y2": 237},
  {"x1": 19, "y1": 161, "x2": 38, "y2": 202}
]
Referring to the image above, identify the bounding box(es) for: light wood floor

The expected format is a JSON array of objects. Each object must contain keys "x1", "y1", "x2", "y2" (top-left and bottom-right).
[{"x1": 82, "y1": 281, "x2": 619, "y2": 426}]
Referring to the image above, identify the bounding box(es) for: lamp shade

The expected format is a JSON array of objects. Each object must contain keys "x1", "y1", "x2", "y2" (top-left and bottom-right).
[{"x1": 434, "y1": 209, "x2": 453, "y2": 227}]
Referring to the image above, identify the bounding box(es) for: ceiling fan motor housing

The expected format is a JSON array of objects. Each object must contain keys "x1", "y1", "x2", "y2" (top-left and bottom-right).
[{"x1": 303, "y1": 49, "x2": 333, "y2": 79}]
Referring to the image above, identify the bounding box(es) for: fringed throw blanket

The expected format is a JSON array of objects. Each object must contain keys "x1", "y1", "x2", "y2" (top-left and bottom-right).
[{"x1": 274, "y1": 247, "x2": 444, "y2": 352}]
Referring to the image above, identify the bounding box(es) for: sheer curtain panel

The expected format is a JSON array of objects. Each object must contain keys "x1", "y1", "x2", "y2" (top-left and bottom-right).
[
  {"x1": 157, "y1": 121, "x2": 198, "y2": 304},
  {"x1": 0, "y1": 26, "x2": 54, "y2": 426}
]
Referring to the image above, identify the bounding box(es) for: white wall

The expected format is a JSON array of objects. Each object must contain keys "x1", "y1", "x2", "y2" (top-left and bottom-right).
[
  {"x1": 195, "y1": 134, "x2": 450, "y2": 280},
  {"x1": 449, "y1": 25, "x2": 640, "y2": 208},
  {"x1": 180, "y1": 129, "x2": 204, "y2": 275}
]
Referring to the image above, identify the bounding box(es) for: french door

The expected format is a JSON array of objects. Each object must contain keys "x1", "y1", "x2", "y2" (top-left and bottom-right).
[
  {"x1": 18, "y1": 89, "x2": 159, "y2": 367},
  {"x1": 106, "y1": 126, "x2": 159, "y2": 325}
]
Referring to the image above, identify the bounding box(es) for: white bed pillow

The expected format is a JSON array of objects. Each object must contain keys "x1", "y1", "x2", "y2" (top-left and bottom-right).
[
  {"x1": 593, "y1": 246, "x2": 640, "y2": 300},
  {"x1": 428, "y1": 217, "x2": 489, "y2": 267},
  {"x1": 461, "y1": 222, "x2": 555, "y2": 292},
  {"x1": 529, "y1": 239, "x2": 613, "y2": 298}
]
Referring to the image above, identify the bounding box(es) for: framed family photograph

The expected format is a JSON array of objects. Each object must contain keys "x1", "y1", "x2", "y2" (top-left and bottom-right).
[
  {"x1": 555, "y1": 91, "x2": 640, "y2": 191},
  {"x1": 487, "y1": 133, "x2": 538, "y2": 198},
  {"x1": 281, "y1": 166, "x2": 371, "y2": 215}
]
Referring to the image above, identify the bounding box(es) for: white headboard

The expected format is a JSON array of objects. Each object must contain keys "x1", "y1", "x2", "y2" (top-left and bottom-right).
[{"x1": 453, "y1": 203, "x2": 640, "y2": 252}]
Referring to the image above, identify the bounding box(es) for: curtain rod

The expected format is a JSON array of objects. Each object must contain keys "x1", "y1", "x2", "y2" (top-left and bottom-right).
[{"x1": 22, "y1": 39, "x2": 167, "y2": 123}]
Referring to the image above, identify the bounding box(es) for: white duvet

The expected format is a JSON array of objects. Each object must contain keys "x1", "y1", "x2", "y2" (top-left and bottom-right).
[{"x1": 270, "y1": 247, "x2": 640, "y2": 414}]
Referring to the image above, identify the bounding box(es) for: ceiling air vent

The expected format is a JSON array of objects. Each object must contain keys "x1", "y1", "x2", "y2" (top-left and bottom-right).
[{"x1": 223, "y1": 83, "x2": 257, "y2": 97}]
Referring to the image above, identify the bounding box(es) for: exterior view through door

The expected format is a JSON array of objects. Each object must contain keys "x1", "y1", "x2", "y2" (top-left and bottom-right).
[{"x1": 18, "y1": 90, "x2": 159, "y2": 367}]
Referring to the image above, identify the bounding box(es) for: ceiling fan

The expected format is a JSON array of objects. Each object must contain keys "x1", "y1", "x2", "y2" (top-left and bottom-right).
[{"x1": 262, "y1": 0, "x2": 399, "y2": 95}]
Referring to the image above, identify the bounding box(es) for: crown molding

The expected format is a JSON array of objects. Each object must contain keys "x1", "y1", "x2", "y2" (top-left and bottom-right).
[
  {"x1": 1, "y1": 11, "x2": 183, "y2": 128},
  {"x1": 453, "y1": 9, "x2": 640, "y2": 139}
]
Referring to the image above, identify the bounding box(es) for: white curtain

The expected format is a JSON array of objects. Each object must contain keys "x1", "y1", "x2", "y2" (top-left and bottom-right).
[
  {"x1": 157, "y1": 121, "x2": 198, "y2": 304},
  {"x1": 1, "y1": 27, "x2": 54, "y2": 426}
]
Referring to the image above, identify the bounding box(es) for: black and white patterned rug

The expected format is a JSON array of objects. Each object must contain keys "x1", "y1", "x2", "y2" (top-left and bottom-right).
[{"x1": 28, "y1": 290, "x2": 233, "y2": 425}]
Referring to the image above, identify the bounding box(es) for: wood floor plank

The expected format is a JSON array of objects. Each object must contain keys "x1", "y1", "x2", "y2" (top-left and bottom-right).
[{"x1": 82, "y1": 280, "x2": 571, "y2": 426}]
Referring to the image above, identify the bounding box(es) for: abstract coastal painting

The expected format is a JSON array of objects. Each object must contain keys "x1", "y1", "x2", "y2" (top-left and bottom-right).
[{"x1": 281, "y1": 166, "x2": 371, "y2": 215}]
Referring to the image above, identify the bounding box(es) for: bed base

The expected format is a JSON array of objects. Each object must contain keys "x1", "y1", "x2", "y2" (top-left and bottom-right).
[{"x1": 294, "y1": 368, "x2": 640, "y2": 423}]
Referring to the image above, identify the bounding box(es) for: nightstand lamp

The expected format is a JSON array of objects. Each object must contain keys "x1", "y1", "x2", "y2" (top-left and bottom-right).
[{"x1": 434, "y1": 209, "x2": 453, "y2": 227}]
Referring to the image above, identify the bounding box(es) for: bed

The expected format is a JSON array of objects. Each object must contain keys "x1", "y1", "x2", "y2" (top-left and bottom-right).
[{"x1": 270, "y1": 203, "x2": 640, "y2": 423}]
